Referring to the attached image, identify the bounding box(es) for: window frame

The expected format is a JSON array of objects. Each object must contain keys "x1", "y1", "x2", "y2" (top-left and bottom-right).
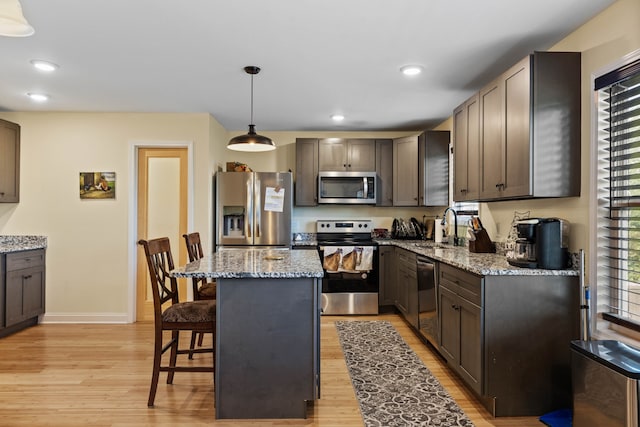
[{"x1": 591, "y1": 48, "x2": 640, "y2": 338}]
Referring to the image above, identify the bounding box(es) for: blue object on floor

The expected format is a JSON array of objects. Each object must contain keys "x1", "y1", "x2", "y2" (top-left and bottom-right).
[{"x1": 539, "y1": 409, "x2": 572, "y2": 427}]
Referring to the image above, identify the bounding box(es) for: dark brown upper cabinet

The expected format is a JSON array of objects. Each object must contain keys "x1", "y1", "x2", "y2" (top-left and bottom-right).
[
  {"x1": 475, "y1": 51, "x2": 581, "y2": 201},
  {"x1": 318, "y1": 139, "x2": 376, "y2": 172},
  {"x1": 0, "y1": 118, "x2": 20, "y2": 203}
]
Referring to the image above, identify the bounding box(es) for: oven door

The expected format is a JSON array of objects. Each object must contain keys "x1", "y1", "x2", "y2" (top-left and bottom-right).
[{"x1": 318, "y1": 244, "x2": 378, "y2": 315}]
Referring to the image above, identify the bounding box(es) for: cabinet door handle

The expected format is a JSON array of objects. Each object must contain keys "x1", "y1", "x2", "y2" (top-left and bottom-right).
[{"x1": 23, "y1": 275, "x2": 32, "y2": 279}]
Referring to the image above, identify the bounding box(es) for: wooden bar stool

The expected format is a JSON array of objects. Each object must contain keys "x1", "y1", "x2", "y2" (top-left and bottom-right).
[
  {"x1": 182, "y1": 232, "x2": 216, "y2": 358},
  {"x1": 138, "y1": 237, "x2": 215, "y2": 407}
]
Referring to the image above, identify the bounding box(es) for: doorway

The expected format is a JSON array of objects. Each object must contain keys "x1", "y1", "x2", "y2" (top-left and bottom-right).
[{"x1": 136, "y1": 147, "x2": 189, "y2": 322}]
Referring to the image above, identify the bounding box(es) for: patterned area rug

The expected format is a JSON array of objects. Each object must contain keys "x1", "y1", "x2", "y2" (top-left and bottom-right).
[{"x1": 336, "y1": 320, "x2": 474, "y2": 427}]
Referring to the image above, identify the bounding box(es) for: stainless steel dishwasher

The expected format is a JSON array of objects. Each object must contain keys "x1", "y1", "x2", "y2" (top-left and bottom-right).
[{"x1": 417, "y1": 256, "x2": 439, "y2": 349}]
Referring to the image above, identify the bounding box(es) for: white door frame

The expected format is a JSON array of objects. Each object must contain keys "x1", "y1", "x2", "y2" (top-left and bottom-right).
[{"x1": 128, "y1": 140, "x2": 194, "y2": 323}]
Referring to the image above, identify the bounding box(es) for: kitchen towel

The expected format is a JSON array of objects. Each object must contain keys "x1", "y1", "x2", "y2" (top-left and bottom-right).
[
  {"x1": 356, "y1": 247, "x2": 373, "y2": 271},
  {"x1": 322, "y1": 247, "x2": 373, "y2": 273},
  {"x1": 322, "y1": 247, "x2": 342, "y2": 272}
]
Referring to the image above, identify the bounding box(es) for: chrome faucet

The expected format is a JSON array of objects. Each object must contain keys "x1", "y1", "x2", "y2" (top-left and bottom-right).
[{"x1": 442, "y1": 207, "x2": 459, "y2": 246}]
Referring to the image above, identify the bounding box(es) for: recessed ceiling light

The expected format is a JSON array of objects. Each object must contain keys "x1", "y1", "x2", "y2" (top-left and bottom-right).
[
  {"x1": 30, "y1": 60, "x2": 59, "y2": 72},
  {"x1": 331, "y1": 114, "x2": 345, "y2": 122},
  {"x1": 27, "y1": 93, "x2": 49, "y2": 102},
  {"x1": 400, "y1": 65, "x2": 423, "y2": 76}
]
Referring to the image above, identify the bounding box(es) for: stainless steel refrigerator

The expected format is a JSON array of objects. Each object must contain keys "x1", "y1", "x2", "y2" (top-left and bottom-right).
[{"x1": 216, "y1": 171, "x2": 292, "y2": 248}]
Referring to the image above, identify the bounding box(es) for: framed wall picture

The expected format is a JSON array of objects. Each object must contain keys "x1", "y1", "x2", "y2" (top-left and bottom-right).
[{"x1": 80, "y1": 172, "x2": 115, "y2": 199}]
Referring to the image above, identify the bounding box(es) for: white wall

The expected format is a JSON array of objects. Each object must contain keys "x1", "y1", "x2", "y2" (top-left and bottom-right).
[{"x1": 0, "y1": 112, "x2": 218, "y2": 322}]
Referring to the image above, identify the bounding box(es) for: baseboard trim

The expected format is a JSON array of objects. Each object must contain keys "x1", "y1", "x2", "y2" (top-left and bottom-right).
[{"x1": 41, "y1": 313, "x2": 130, "y2": 324}]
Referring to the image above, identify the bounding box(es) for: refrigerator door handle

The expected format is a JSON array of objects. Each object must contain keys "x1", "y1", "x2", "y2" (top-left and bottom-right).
[
  {"x1": 246, "y1": 179, "x2": 252, "y2": 238},
  {"x1": 255, "y1": 178, "x2": 261, "y2": 237}
]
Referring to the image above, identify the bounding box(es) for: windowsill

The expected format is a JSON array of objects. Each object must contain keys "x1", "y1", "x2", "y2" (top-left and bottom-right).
[{"x1": 593, "y1": 319, "x2": 640, "y2": 349}]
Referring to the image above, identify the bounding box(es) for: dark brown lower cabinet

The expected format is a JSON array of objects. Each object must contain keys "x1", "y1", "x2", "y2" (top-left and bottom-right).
[
  {"x1": 377, "y1": 246, "x2": 396, "y2": 306},
  {"x1": 1, "y1": 249, "x2": 46, "y2": 337},
  {"x1": 439, "y1": 264, "x2": 482, "y2": 395},
  {"x1": 438, "y1": 262, "x2": 580, "y2": 417},
  {"x1": 395, "y1": 248, "x2": 418, "y2": 329}
]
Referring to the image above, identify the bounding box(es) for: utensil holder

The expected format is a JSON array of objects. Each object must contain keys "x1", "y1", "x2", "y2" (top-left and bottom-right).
[{"x1": 468, "y1": 229, "x2": 496, "y2": 253}]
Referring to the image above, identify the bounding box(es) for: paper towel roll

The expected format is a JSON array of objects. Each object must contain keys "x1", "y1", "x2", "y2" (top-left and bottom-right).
[{"x1": 434, "y1": 221, "x2": 444, "y2": 243}]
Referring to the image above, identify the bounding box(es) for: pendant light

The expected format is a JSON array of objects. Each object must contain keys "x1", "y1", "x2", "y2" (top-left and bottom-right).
[
  {"x1": 0, "y1": 0, "x2": 35, "y2": 37},
  {"x1": 227, "y1": 66, "x2": 276, "y2": 152}
]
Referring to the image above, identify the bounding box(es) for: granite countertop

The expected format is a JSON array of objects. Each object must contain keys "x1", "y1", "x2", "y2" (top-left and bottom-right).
[
  {"x1": 291, "y1": 234, "x2": 578, "y2": 276},
  {"x1": 0, "y1": 235, "x2": 48, "y2": 253},
  {"x1": 379, "y1": 239, "x2": 579, "y2": 277},
  {"x1": 171, "y1": 247, "x2": 324, "y2": 279}
]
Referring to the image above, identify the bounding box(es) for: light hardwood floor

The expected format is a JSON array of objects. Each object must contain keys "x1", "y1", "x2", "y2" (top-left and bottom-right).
[{"x1": 0, "y1": 314, "x2": 543, "y2": 426}]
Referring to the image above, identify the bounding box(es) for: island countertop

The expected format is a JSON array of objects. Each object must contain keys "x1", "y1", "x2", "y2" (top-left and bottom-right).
[
  {"x1": 171, "y1": 247, "x2": 325, "y2": 279},
  {"x1": 0, "y1": 235, "x2": 48, "y2": 253}
]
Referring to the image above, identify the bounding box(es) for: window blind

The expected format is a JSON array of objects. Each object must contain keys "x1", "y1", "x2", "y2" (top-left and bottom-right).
[
  {"x1": 453, "y1": 201, "x2": 478, "y2": 217},
  {"x1": 597, "y1": 59, "x2": 640, "y2": 329}
]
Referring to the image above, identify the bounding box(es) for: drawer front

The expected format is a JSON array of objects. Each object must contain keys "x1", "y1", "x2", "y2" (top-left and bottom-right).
[
  {"x1": 397, "y1": 248, "x2": 416, "y2": 266},
  {"x1": 400, "y1": 263, "x2": 417, "y2": 279},
  {"x1": 397, "y1": 249, "x2": 417, "y2": 284},
  {"x1": 6, "y1": 249, "x2": 45, "y2": 271},
  {"x1": 439, "y1": 264, "x2": 461, "y2": 294},
  {"x1": 439, "y1": 263, "x2": 482, "y2": 306}
]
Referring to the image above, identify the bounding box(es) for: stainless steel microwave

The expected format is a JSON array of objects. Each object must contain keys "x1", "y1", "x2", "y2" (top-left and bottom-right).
[{"x1": 318, "y1": 171, "x2": 377, "y2": 204}]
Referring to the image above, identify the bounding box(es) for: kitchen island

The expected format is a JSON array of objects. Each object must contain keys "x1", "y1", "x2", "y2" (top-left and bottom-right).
[{"x1": 171, "y1": 247, "x2": 324, "y2": 419}]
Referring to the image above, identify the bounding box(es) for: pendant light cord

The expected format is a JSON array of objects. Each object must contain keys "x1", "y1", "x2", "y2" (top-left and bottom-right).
[
  {"x1": 227, "y1": 65, "x2": 274, "y2": 151},
  {"x1": 250, "y1": 74, "x2": 254, "y2": 126}
]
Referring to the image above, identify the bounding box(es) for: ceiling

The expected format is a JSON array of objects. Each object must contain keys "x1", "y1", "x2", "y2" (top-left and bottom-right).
[{"x1": 0, "y1": 0, "x2": 616, "y2": 132}]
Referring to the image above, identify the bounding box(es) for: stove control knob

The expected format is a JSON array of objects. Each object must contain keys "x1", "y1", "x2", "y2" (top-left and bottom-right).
[
  {"x1": 358, "y1": 224, "x2": 362, "y2": 228},
  {"x1": 363, "y1": 224, "x2": 368, "y2": 228}
]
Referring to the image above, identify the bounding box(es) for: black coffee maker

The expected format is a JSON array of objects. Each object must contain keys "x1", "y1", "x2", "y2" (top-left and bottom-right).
[{"x1": 507, "y1": 218, "x2": 569, "y2": 269}]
